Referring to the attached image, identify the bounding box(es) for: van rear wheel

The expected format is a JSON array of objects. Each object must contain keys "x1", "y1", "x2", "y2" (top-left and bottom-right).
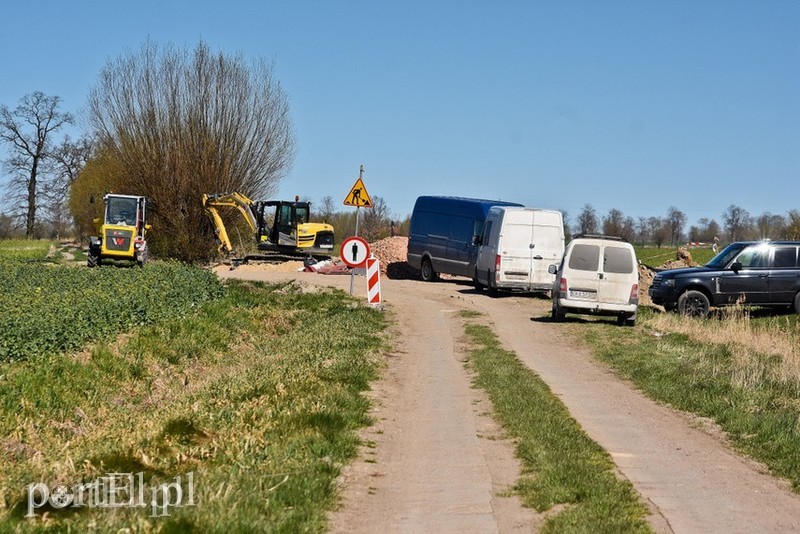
[
  {"x1": 487, "y1": 271, "x2": 499, "y2": 297},
  {"x1": 420, "y1": 258, "x2": 437, "y2": 282}
]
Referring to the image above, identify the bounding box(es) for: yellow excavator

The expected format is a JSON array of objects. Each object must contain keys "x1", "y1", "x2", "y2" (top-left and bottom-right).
[{"x1": 202, "y1": 192, "x2": 335, "y2": 262}]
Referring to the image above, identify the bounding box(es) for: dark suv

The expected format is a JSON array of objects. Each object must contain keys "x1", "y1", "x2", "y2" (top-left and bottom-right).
[{"x1": 649, "y1": 241, "x2": 800, "y2": 318}]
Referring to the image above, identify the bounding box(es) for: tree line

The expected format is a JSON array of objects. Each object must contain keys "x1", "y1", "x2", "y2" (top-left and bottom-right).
[{"x1": 570, "y1": 203, "x2": 800, "y2": 247}]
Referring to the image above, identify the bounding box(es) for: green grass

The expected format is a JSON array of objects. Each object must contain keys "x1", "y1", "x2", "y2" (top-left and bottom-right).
[
  {"x1": 0, "y1": 280, "x2": 388, "y2": 532},
  {"x1": 0, "y1": 239, "x2": 52, "y2": 262},
  {"x1": 0, "y1": 260, "x2": 224, "y2": 362},
  {"x1": 462, "y1": 316, "x2": 651, "y2": 533},
  {"x1": 635, "y1": 246, "x2": 716, "y2": 267},
  {"x1": 575, "y1": 306, "x2": 800, "y2": 491}
]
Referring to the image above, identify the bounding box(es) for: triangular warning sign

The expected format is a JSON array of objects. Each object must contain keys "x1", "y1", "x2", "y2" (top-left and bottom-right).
[{"x1": 343, "y1": 178, "x2": 373, "y2": 208}]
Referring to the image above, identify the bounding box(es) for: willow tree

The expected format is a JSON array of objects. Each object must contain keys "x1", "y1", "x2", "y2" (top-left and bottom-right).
[{"x1": 86, "y1": 40, "x2": 294, "y2": 261}]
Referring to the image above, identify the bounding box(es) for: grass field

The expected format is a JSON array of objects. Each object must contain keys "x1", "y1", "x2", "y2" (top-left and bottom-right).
[
  {"x1": 0, "y1": 239, "x2": 52, "y2": 263},
  {"x1": 461, "y1": 311, "x2": 651, "y2": 532},
  {"x1": 0, "y1": 243, "x2": 389, "y2": 531},
  {"x1": 634, "y1": 246, "x2": 716, "y2": 267}
]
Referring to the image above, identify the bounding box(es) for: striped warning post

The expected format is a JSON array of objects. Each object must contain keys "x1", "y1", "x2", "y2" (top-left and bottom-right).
[{"x1": 366, "y1": 256, "x2": 381, "y2": 305}]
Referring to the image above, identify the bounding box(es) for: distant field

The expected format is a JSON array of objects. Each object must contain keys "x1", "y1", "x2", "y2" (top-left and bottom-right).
[
  {"x1": 0, "y1": 239, "x2": 52, "y2": 262},
  {"x1": 635, "y1": 246, "x2": 716, "y2": 267}
]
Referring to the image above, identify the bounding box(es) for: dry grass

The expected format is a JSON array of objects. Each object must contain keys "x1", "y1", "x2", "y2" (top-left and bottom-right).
[{"x1": 647, "y1": 307, "x2": 800, "y2": 390}]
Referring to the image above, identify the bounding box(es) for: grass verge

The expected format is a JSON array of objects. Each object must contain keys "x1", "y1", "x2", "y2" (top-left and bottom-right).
[
  {"x1": 461, "y1": 313, "x2": 651, "y2": 533},
  {"x1": 574, "y1": 306, "x2": 800, "y2": 491},
  {"x1": 0, "y1": 280, "x2": 387, "y2": 532}
]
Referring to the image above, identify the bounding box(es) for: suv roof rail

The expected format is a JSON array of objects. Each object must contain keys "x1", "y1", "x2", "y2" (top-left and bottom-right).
[{"x1": 573, "y1": 233, "x2": 626, "y2": 242}]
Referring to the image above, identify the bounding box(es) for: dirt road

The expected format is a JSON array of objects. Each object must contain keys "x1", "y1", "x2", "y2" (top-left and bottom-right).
[{"x1": 218, "y1": 268, "x2": 800, "y2": 532}]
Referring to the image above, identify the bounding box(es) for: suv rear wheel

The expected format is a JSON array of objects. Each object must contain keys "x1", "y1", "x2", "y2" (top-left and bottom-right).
[
  {"x1": 794, "y1": 292, "x2": 800, "y2": 314},
  {"x1": 678, "y1": 290, "x2": 710, "y2": 318}
]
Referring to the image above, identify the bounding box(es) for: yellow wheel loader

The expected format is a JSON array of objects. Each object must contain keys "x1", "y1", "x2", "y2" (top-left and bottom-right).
[
  {"x1": 88, "y1": 194, "x2": 150, "y2": 267},
  {"x1": 202, "y1": 192, "x2": 335, "y2": 263}
]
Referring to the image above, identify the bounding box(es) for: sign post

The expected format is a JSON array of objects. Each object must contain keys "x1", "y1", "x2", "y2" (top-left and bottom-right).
[{"x1": 343, "y1": 165, "x2": 373, "y2": 296}]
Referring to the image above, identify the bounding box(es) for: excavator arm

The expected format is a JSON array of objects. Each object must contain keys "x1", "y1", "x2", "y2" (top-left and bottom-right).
[{"x1": 202, "y1": 192, "x2": 261, "y2": 256}]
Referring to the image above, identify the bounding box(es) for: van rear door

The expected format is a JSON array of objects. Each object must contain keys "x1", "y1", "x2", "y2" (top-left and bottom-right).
[
  {"x1": 598, "y1": 244, "x2": 636, "y2": 304},
  {"x1": 499, "y1": 209, "x2": 535, "y2": 285},
  {"x1": 530, "y1": 212, "x2": 564, "y2": 287},
  {"x1": 564, "y1": 243, "x2": 602, "y2": 300}
]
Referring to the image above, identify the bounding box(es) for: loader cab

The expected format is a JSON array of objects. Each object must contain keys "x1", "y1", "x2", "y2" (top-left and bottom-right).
[
  {"x1": 105, "y1": 195, "x2": 143, "y2": 229},
  {"x1": 88, "y1": 194, "x2": 150, "y2": 267}
]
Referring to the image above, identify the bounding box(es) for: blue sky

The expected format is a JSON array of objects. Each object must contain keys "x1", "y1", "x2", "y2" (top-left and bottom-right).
[{"x1": 1, "y1": 0, "x2": 798, "y2": 228}]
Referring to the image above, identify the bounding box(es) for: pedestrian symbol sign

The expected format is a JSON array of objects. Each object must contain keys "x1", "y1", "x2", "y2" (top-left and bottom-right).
[
  {"x1": 340, "y1": 236, "x2": 370, "y2": 268},
  {"x1": 343, "y1": 178, "x2": 373, "y2": 208}
]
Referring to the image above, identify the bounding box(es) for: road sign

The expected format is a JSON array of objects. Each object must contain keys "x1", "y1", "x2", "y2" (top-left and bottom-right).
[
  {"x1": 340, "y1": 236, "x2": 370, "y2": 268},
  {"x1": 343, "y1": 178, "x2": 373, "y2": 208}
]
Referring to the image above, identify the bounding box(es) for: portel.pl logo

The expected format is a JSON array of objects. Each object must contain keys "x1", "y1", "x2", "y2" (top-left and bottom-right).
[{"x1": 26, "y1": 472, "x2": 195, "y2": 518}]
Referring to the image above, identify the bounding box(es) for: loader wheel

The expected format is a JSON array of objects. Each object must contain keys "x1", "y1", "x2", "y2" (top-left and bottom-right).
[{"x1": 87, "y1": 254, "x2": 99, "y2": 268}]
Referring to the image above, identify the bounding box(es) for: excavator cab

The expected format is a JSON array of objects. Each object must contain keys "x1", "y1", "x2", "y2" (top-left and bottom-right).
[
  {"x1": 88, "y1": 194, "x2": 150, "y2": 267},
  {"x1": 255, "y1": 199, "x2": 334, "y2": 252}
]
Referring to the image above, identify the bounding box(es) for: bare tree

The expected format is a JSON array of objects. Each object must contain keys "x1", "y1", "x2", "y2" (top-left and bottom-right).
[
  {"x1": 666, "y1": 206, "x2": 686, "y2": 246},
  {"x1": 636, "y1": 216, "x2": 649, "y2": 245},
  {"x1": 602, "y1": 208, "x2": 625, "y2": 238},
  {"x1": 43, "y1": 136, "x2": 93, "y2": 238},
  {"x1": 85, "y1": 40, "x2": 295, "y2": 261},
  {"x1": 318, "y1": 195, "x2": 336, "y2": 223},
  {"x1": 0, "y1": 92, "x2": 73, "y2": 238},
  {"x1": 576, "y1": 204, "x2": 598, "y2": 235},
  {"x1": 722, "y1": 205, "x2": 752, "y2": 242},
  {"x1": 755, "y1": 212, "x2": 785, "y2": 240},
  {"x1": 360, "y1": 196, "x2": 390, "y2": 242},
  {"x1": 786, "y1": 210, "x2": 800, "y2": 240}
]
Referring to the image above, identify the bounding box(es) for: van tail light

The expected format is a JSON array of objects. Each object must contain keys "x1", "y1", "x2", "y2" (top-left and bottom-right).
[
  {"x1": 559, "y1": 277, "x2": 568, "y2": 295},
  {"x1": 629, "y1": 283, "x2": 639, "y2": 304},
  {"x1": 495, "y1": 255, "x2": 501, "y2": 281}
]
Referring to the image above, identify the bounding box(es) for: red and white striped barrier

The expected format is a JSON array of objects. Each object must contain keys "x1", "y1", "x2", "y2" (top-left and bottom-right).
[{"x1": 366, "y1": 256, "x2": 381, "y2": 305}]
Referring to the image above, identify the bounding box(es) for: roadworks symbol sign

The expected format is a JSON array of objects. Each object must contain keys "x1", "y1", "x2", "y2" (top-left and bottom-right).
[{"x1": 343, "y1": 178, "x2": 373, "y2": 208}]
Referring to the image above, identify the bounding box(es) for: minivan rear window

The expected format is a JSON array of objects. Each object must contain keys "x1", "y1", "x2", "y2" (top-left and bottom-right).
[
  {"x1": 568, "y1": 244, "x2": 599, "y2": 271},
  {"x1": 604, "y1": 246, "x2": 634, "y2": 274}
]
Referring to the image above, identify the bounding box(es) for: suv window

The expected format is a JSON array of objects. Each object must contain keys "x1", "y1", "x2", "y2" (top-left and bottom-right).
[
  {"x1": 604, "y1": 246, "x2": 634, "y2": 274},
  {"x1": 773, "y1": 247, "x2": 798, "y2": 268},
  {"x1": 568, "y1": 244, "x2": 599, "y2": 271},
  {"x1": 736, "y1": 247, "x2": 769, "y2": 268}
]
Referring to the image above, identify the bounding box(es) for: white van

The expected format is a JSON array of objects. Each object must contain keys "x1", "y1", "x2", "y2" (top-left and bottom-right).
[
  {"x1": 474, "y1": 207, "x2": 565, "y2": 295},
  {"x1": 548, "y1": 235, "x2": 639, "y2": 326}
]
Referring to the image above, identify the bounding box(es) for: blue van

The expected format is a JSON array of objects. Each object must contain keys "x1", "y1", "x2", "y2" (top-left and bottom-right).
[{"x1": 407, "y1": 196, "x2": 523, "y2": 281}]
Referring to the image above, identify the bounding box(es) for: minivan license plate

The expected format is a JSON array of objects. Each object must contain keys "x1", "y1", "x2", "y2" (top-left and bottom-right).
[{"x1": 570, "y1": 289, "x2": 596, "y2": 300}]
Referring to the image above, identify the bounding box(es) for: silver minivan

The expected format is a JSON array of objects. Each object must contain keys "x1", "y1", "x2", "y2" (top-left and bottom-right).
[{"x1": 548, "y1": 235, "x2": 639, "y2": 326}]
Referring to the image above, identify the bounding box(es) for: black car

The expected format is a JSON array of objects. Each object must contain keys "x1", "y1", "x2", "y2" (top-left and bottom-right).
[{"x1": 649, "y1": 241, "x2": 800, "y2": 318}]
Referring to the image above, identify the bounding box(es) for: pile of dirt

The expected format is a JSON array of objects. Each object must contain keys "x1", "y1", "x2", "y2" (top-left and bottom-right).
[
  {"x1": 638, "y1": 249, "x2": 697, "y2": 306},
  {"x1": 368, "y1": 236, "x2": 418, "y2": 279}
]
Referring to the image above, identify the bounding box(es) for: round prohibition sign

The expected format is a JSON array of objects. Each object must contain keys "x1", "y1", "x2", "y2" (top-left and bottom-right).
[{"x1": 340, "y1": 236, "x2": 370, "y2": 268}]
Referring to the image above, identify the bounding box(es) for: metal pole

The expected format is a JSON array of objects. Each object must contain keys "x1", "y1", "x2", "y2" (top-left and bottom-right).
[{"x1": 349, "y1": 165, "x2": 364, "y2": 296}]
